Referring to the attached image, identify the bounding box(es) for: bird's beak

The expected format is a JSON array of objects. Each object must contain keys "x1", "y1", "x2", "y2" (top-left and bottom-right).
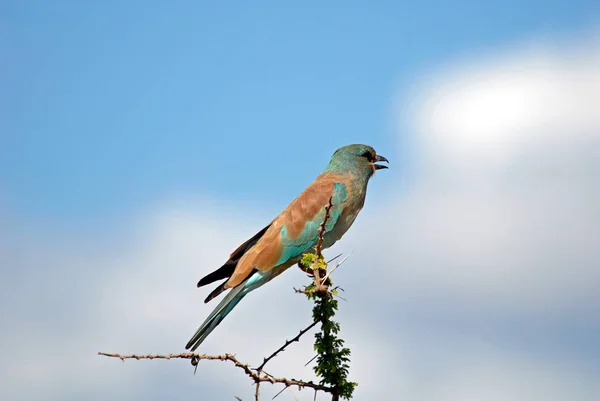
[{"x1": 374, "y1": 155, "x2": 389, "y2": 170}]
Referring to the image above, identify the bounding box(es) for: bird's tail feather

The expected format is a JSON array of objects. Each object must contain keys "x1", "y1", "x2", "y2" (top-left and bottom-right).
[{"x1": 185, "y1": 270, "x2": 271, "y2": 351}]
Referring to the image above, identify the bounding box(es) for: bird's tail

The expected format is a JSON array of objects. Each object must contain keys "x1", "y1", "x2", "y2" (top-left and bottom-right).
[{"x1": 185, "y1": 270, "x2": 272, "y2": 351}]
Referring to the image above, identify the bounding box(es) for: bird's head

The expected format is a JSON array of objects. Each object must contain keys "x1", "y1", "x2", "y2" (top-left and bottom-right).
[{"x1": 326, "y1": 144, "x2": 389, "y2": 178}]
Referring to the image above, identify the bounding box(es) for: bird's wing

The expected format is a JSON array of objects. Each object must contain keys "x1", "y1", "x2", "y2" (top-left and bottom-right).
[
  {"x1": 197, "y1": 222, "x2": 272, "y2": 288},
  {"x1": 225, "y1": 175, "x2": 348, "y2": 288}
]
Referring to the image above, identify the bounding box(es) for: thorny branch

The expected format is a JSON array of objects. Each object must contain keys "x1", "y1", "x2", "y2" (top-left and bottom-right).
[
  {"x1": 98, "y1": 352, "x2": 332, "y2": 394},
  {"x1": 314, "y1": 196, "x2": 333, "y2": 289},
  {"x1": 315, "y1": 196, "x2": 333, "y2": 258},
  {"x1": 253, "y1": 319, "x2": 320, "y2": 400},
  {"x1": 295, "y1": 196, "x2": 334, "y2": 296},
  {"x1": 256, "y1": 320, "x2": 320, "y2": 373}
]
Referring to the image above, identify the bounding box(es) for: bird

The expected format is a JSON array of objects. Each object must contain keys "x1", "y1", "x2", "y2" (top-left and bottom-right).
[{"x1": 185, "y1": 144, "x2": 388, "y2": 351}]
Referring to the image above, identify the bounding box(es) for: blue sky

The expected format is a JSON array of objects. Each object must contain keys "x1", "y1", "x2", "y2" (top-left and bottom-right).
[
  {"x1": 3, "y1": 2, "x2": 600, "y2": 401},
  {"x1": 3, "y1": 0, "x2": 598, "y2": 221}
]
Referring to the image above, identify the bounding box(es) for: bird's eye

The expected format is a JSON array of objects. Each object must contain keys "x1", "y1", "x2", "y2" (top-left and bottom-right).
[{"x1": 361, "y1": 150, "x2": 374, "y2": 161}]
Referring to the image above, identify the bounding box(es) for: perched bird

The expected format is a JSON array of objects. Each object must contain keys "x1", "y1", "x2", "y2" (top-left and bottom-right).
[{"x1": 185, "y1": 144, "x2": 388, "y2": 351}]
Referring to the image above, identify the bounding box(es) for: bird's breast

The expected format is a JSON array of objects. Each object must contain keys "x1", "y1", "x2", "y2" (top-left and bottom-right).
[{"x1": 322, "y1": 182, "x2": 367, "y2": 248}]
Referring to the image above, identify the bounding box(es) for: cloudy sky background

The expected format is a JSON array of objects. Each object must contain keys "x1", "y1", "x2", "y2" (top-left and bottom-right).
[{"x1": 3, "y1": 1, "x2": 599, "y2": 400}]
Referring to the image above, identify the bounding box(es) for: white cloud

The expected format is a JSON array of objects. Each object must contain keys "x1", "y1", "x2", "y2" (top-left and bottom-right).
[
  {"x1": 409, "y1": 34, "x2": 600, "y2": 172},
  {"x1": 377, "y1": 30, "x2": 600, "y2": 315},
  {"x1": 412, "y1": 347, "x2": 599, "y2": 401}
]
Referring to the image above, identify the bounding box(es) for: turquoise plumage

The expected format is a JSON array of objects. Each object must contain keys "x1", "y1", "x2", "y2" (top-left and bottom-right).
[{"x1": 185, "y1": 144, "x2": 388, "y2": 350}]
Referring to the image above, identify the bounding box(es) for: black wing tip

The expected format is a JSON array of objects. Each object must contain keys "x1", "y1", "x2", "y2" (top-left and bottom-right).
[
  {"x1": 197, "y1": 261, "x2": 237, "y2": 288},
  {"x1": 185, "y1": 342, "x2": 198, "y2": 351},
  {"x1": 197, "y1": 274, "x2": 218, "y2": 288},
  {"x1": 185, "y1": 334, "x2": 201, "y2": 351},
  {"x1": 204, "y1": 282, "x2": 226, "y2": 303},
  {"x1": 195, "y1": 224, "x2": 272, "y2": 289}
]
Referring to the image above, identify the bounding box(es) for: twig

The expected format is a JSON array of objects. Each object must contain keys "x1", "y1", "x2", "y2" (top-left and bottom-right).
[
  {"x1": 253, "y1": 320, "x2": 320, "y2": 400},
  {"x1": 326, "y1": 253, "x2": 343, "y2": 264},
  {"x1": 296, "y1": 196, "x2": 334, "y2": 296},
  {"x1": 315, "y1": 195, "x2": 333, "y2": 258},
  {"x1": 304, "y1": 354, "x2": 318, "y2": 367},
  {"x1": 256, "y1": 320, "x2": 320, "y2": 372},
  {"x1": 98, "y1": 352, "x2": 332, "y2": 393},
  {"x1": 272, "y1": 386, "x2": 288, "y2": 400},
  {"x1": 321, "y1": 251, "x2": 353, "y2": 284},
  {"x1": 288, "y1": 387, "x2": 300, "y2": 401}
]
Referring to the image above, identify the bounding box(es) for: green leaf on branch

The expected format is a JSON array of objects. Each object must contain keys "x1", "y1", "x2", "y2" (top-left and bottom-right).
[{"x1": 300, "y1": 252, "x2": 358, "y2": 399}]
